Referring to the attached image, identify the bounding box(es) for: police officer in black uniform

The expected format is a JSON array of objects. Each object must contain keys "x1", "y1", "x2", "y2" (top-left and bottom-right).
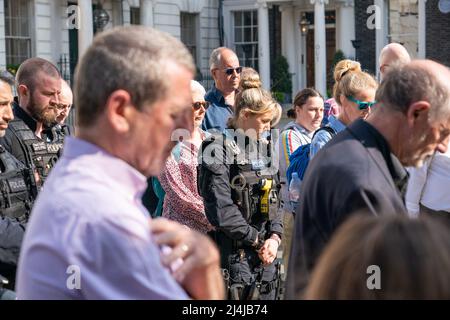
[
  {"x1": 198, "y1": 78, "x2": 283, "y2": 300},
  {"x1": 0, "y1": 58, "x2": 66, "y2": 187},
  {"x1": 0, "y1": 72, "x2": 37, "y2": 298}
]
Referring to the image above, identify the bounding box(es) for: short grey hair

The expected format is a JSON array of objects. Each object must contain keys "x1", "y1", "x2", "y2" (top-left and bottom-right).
[
  {"x1": 376, "y1": 63, "x2": 450, "y2": 123},
  {"x1": 0, "y1": 70, "x2": 15, "y2": 87},
  {"x1": 191, "y1": 80, "x2": 206, "y2": 96},
  {"x1": 209, "y1": 47, "x2": 227, "y2": 71},
  {"x1": 75, "y1": 26, "x2": 195, "y2": 128}
]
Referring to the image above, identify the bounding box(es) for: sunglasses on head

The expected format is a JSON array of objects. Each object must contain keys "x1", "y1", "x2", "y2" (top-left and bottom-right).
[
  {"x1": 223, "y1": 67, "x2": 243, "y2": 76},
  {"x1": 192, "y1": 101, "x2": 210, "y2": 110},
  {"x1": 347, "y1": 96, "x2": 377, "y2": 110}
]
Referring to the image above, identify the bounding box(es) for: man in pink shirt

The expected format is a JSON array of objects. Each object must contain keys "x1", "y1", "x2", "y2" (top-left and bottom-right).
[{"x1": 16, "y1": 26, "x2": 224, "y2": 300}]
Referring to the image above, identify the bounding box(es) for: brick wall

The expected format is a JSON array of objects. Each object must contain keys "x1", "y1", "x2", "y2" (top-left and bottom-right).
[
  {"x1": 426, "y1": 0, "x2": 450, "y2": 67},
  {"x1": 354, "y1": 0, "x2": 376, "y2": 74}
]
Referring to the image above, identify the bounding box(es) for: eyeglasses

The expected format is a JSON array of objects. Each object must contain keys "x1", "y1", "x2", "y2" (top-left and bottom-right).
[
  {"x1": 56, "y1": 103, "x2": 72, "y2": 110},
  {"x1": 192, "y1": 101, "x2": 210, "y2": 110},
  {"x1": 347, "y1": 96, "x2": 377, "y2": 110},
  {"x1": 222, "y1": 67, "x2": 243, "y2": 76}
]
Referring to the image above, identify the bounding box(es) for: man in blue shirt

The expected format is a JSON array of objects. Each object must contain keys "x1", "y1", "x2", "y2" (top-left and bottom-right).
[{"x1": 202, "y1": 47, "x2": 241, "y2": 133}]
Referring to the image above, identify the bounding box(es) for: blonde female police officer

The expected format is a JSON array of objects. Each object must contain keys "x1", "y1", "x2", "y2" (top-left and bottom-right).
[{"x1": 198, "y1": 74, "x2": 283, "y2": 300}]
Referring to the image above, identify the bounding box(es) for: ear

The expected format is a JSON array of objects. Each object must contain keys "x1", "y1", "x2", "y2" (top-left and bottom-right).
[
  {"x1": 406, "y1": 101, "x2": 431, "y2": 127},
  {"x1": 241, "y1": 109, "x2": 251, "y2": 120},
  {"x1": 210, "y1": 68, "x2": 217, "y2": 80},
  {"x1": 18, "y1": 84, "x2": 29, "y2": 97},
  {"x1": 105, "y1": 90, "x2": 133, "y2": 134}
]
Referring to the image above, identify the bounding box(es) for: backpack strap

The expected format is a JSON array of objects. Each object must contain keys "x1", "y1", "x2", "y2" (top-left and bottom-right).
[{"x1": 312, "y1": 125, "x2": 336, "y2": 140}]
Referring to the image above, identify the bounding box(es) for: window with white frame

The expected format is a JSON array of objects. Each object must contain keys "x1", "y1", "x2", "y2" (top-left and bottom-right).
[
  {"x1": 180, "y1": 12, "x2": 198, "y2": 65},
  {"x1": 4, "y1": 0, "x2": 32, "y2": 67},
  {"x1": 234, "y1": 11, "x2": 258, "y2": 70}
]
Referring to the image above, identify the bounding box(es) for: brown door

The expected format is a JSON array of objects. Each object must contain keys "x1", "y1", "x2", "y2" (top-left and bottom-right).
[{"x1": 306, "y1": 27, "x2": 336, "y2": 94}]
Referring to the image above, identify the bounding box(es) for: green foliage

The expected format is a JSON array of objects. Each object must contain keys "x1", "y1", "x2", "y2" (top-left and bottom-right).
[
  {"x1": 328, "y1": 50, "x2": 347, "y2": 98},
  {"x1": 272, "y1": 91, "x2": 285, "y2": 103},
  {"x1": 332, "y1": 50, "x2": 346, "y2": 68},
  {"x1": 330, "y1": 50, "x2": 346, "y2": 80},
  {"x1": 7, "y1": 64, "x2": 20, "y2": 75},
  {"x1": 272, "y1": 55, "x2": 292, "y2": 96}
]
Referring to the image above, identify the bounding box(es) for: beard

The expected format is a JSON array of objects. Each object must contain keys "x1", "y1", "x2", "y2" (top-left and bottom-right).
[
  {"x1": 27, "y1": 95, "x2": 57, "y2": 127},
  {"x1": 0, "y1": 130, "x2": 5, "y2": 138}
]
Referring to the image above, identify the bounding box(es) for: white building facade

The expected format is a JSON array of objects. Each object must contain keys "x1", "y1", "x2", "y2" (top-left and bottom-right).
[
  {"x1": 222, "y1": 0, "x2": 356, "y2": 97},
  {"x1": 0, "y1": 0, "x2": 221, "y2": 88},
  {"x1": 0, "y1": 0, "x2": 444, "y2": 99}
]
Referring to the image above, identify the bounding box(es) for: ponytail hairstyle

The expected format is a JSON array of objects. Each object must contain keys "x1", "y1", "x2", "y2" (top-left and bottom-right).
[
  {"x1": 333, "y1": 59, "x2": 378, "y2": 105},
  {"x1": 227, "y1": 73, "x2": 281, "y2": 128},
  {"x1": 287, "y1": 88, "x2": 324, "y2": 119}
]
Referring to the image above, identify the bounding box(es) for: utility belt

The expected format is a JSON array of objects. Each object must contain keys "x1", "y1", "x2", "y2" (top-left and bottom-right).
[{"x1": 0, "y1": 204, "x2": 30, "y2": 223}]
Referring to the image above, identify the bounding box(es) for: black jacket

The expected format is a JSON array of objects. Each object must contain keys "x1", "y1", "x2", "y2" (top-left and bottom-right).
[
  {"x1": 197, "y1": 131, "x2": 283, "y2": 265},
  {"x1": 286, "y1": 119, "x2": 408, "y2": 299}
]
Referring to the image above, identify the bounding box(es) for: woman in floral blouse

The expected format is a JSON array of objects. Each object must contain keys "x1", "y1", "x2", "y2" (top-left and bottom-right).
[{"x1": 158, "y1": 80, "x2": 214, "y2": 234}]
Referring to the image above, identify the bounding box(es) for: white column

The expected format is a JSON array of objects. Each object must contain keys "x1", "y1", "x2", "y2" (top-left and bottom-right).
[
  {"x1": 140, "y1": 0, "x2": 154, "y2": 27},
  {"x1": 50, "y1": 0, "x2": 63, "y2": 65},
  {"x1": 280, "y1": 5, "x2": 297, "y2": 97},
  {"x1": 78, "y1": 0, "x2": 94, "y2": 58},
  {"x1": 375, "y1": 0, "x2": 388, "y2": 74},
  {"x1": 311, "y1": 0, "x2": 327, "y2": 98},
  {"x1": 336, "y1": 0, "x2": 355, "y2": 59},
  {"x1": 0, "y1": 0, "x2": 7, "y2": 69},
  {"x1": 295, "y1": 8, "x2": 306, "y2": 91},
  {"x1": 257, "y1": 0, "x2": 271, "y2": 90},
  {"x1": 112, "y1": 0, "x2": 124, "y2": 26},
  {"x1": 418, "y1": 0, "x2": 427, "y2": 59}
]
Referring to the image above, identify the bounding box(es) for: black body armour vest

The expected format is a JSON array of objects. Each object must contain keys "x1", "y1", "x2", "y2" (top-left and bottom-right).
[
  {"x1": 0, "y1": 145, "x2": 35, "y2": 221},
  {"x1": 228, "y1": 145, "x2": 281, "y2": 229},
  {"x1": 8, "y1": 120, "x2": 65, "y2": 183}
]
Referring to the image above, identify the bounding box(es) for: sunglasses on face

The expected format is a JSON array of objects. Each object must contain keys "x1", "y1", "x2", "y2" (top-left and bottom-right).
[
  {"x1": 222, "y1": 67, "x2": 243, "y2": 76},
  {"x1": 192, "y1": 101, "x2": 210, "y2": 110},
  {"x1": 347, "y1": 96, "x2": 377, "y2": 110}
]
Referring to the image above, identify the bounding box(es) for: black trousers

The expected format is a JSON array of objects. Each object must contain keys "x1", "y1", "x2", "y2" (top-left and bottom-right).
[{"x1": 226, "y1": 248, "x2": 280, "y2": 300}]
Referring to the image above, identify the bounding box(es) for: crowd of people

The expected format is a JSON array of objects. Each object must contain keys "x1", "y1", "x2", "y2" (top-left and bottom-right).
[{"x1": 1, "y1": 26, "x2": 450, "y2": 300}]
